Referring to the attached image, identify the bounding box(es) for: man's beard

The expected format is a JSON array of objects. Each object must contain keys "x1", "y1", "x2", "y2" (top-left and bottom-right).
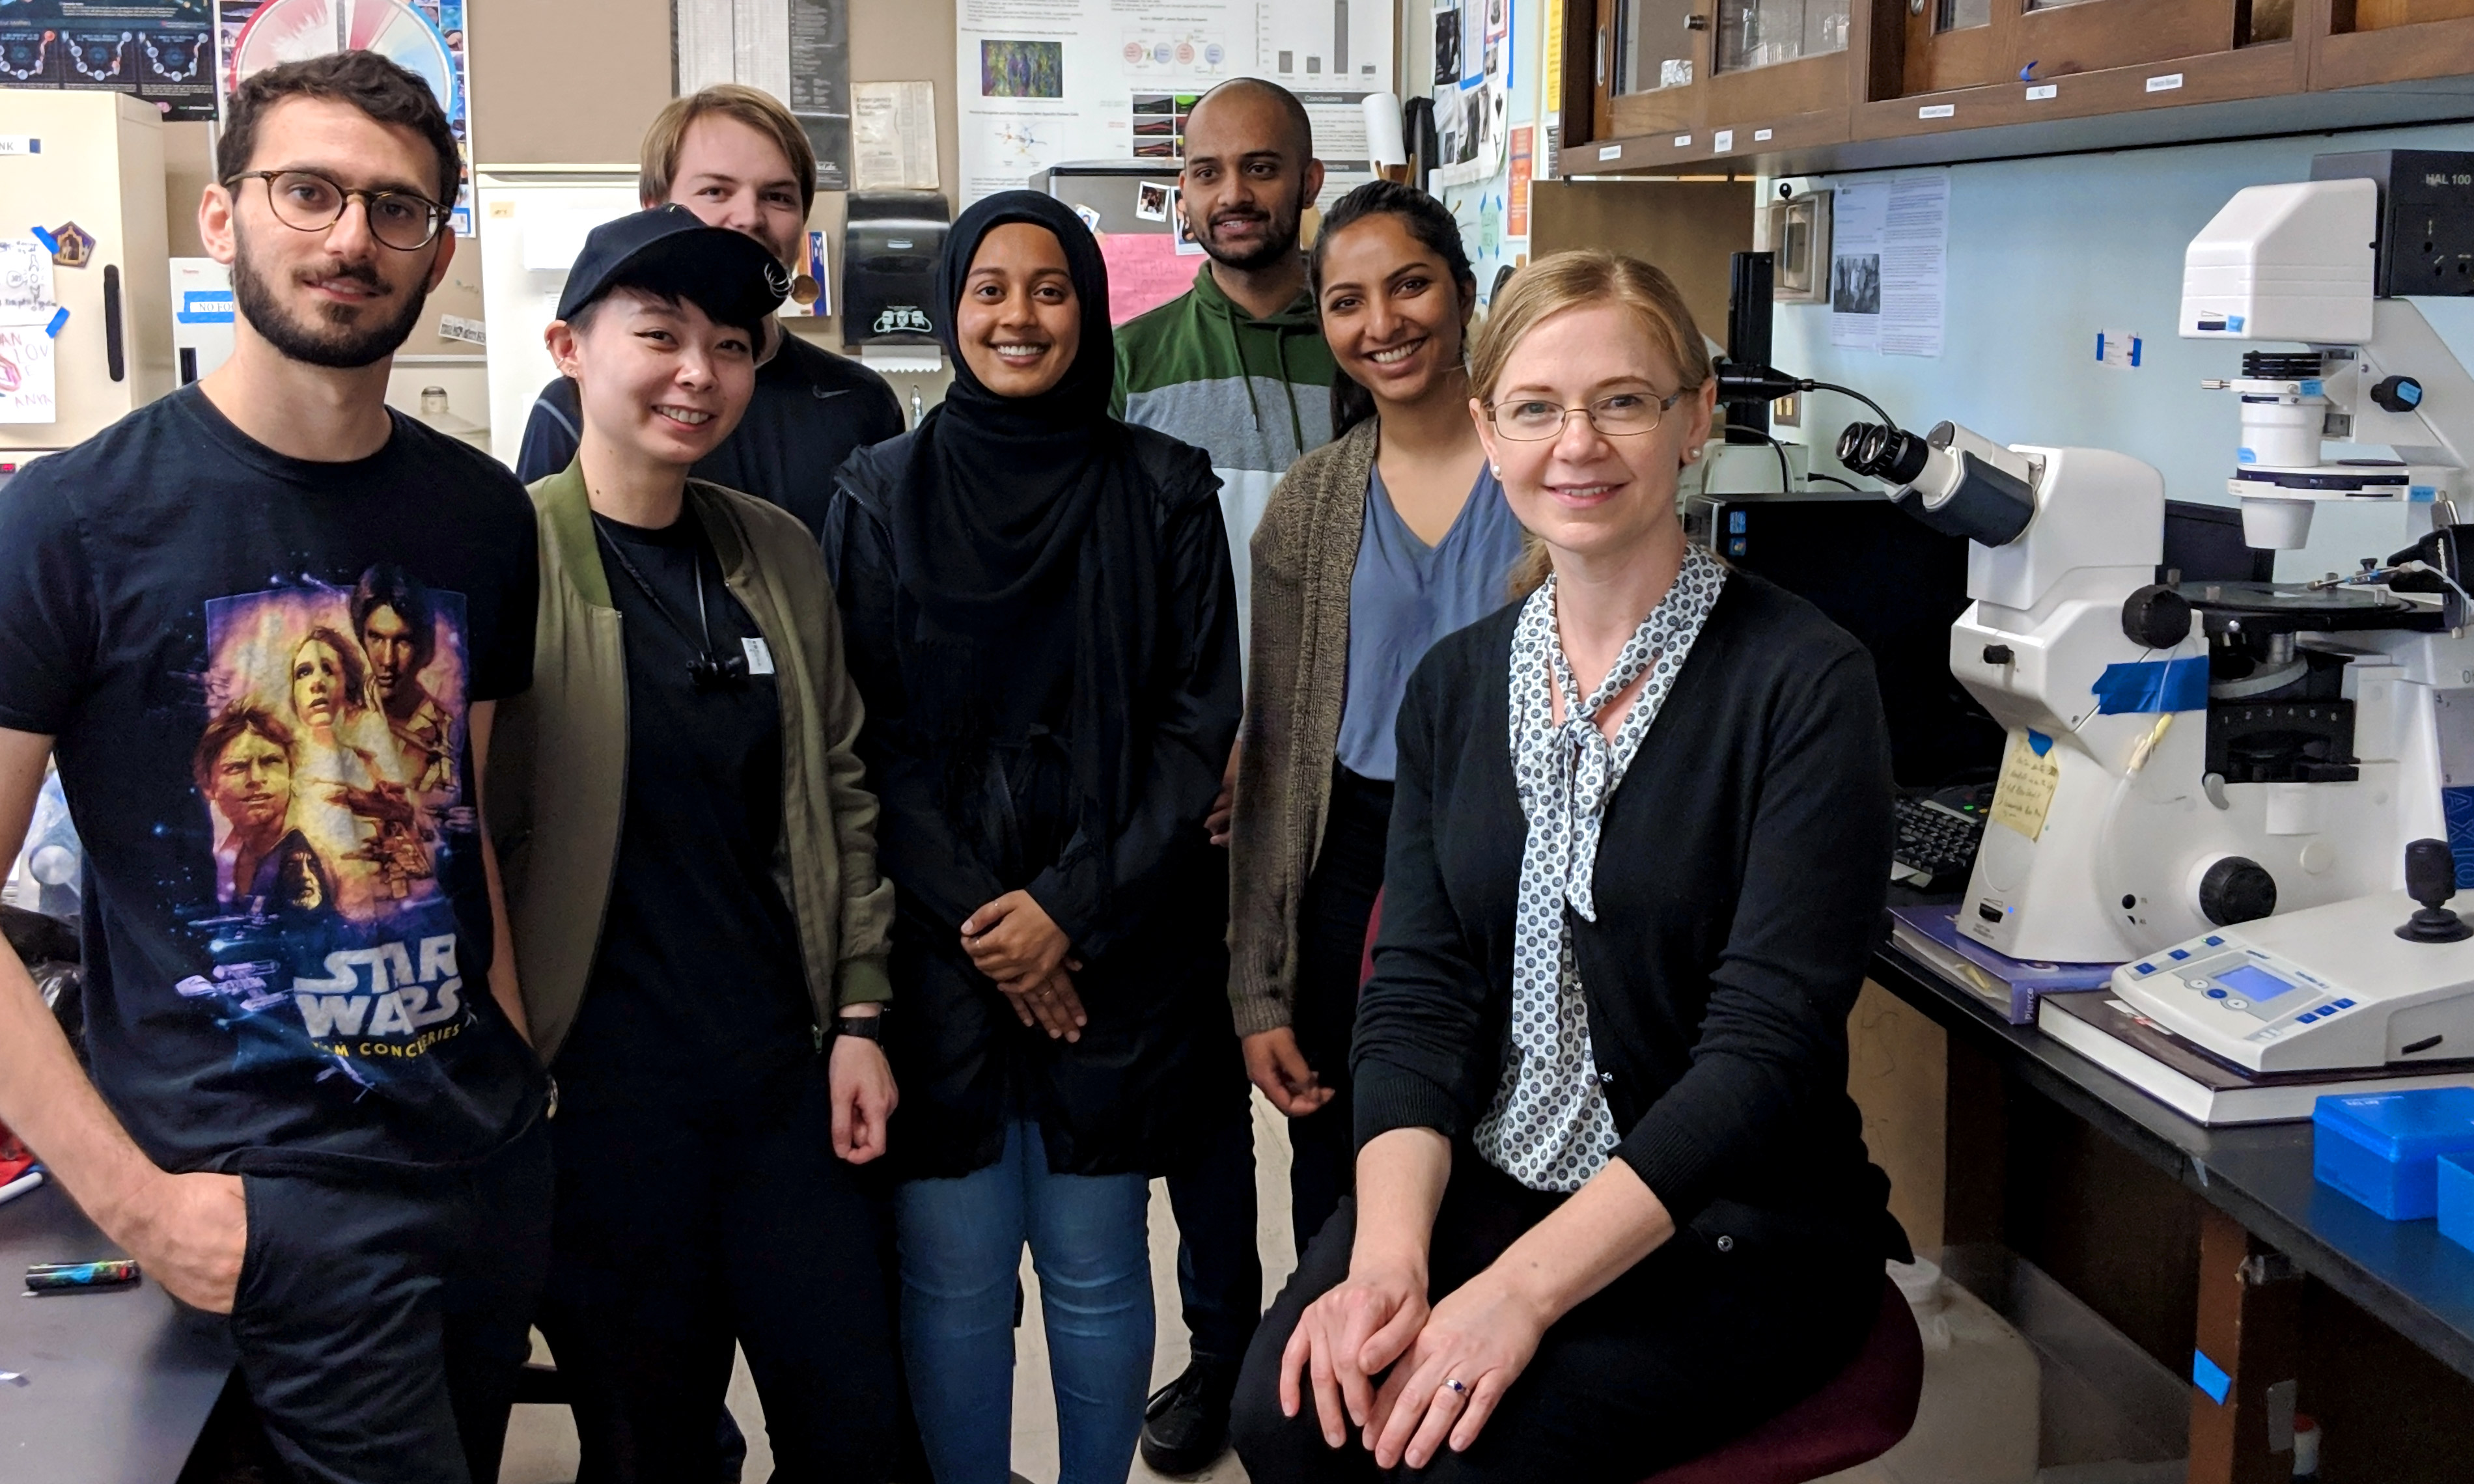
[
  {"x1": 1199, "y1": 193, "x2": 1305, "y2": 273},
  {"x1": 230, "y1": 226, "x2": 429, "y2": 370}
]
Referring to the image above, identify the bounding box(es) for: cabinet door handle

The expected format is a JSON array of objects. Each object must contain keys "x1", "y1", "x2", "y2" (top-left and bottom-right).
[
  {"x1": 1596, "y1": 26, "x2": 1608, "y2": 84},
  {"x1": 1686, "y1": 12, "x2": 1708, "y2": 27}
]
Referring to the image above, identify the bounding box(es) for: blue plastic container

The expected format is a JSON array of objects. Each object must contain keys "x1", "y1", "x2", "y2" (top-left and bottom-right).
[
  {"x1": 2311, "y1": 1088, "x2": 2474, "y2": 1220},
  {"x1": 2439, "y1": 1151, "x2": 2474, "y2": 1252}
]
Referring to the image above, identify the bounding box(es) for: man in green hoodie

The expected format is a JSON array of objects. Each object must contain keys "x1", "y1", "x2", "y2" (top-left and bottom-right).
[
  {"x1": 1112, "y1": 76, "x2": 1337, "y2": 1478},
  {"x1": 1115, "y1": 77, "x2": 1337, "y2": 633}
]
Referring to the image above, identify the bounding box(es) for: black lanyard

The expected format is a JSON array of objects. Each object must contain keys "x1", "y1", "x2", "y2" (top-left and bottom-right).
[{"x1": 593, "y1": 512, "x2": 750, "y2": 691}]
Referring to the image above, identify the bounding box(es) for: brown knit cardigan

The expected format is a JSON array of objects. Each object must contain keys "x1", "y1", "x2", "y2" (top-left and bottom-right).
[{"x1": 1228, "y1": 417, "x2": 1382, "y2": 1037}]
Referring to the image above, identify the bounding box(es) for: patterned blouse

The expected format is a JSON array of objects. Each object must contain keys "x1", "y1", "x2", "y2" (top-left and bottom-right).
[{"x1": 1471, "y1": 545, "x2": 1728, "y2": 1192}]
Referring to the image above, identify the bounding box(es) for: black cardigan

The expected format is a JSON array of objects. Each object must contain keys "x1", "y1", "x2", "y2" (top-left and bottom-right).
[
  {"x1": 1354, "y1": 572, "x2": 1908, "y2": 1261},
  {"x1": 824, "y1": 426, "x2": 1244, "y2": 1178}
]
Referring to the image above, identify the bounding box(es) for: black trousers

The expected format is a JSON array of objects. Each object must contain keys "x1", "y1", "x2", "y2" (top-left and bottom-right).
[
  {"x1": 538, "y1": 1058, "x2": 902, "y2": 1483},
  {"x1": 226, "y1": 1116, "x2": 553, "y2": 1484},
  {"x1": 1166, "y1": 1024, "x2": 1265, "y2": 1368},
  {"x1": 1231, "y1": 1157, "x2": 1882, "y2": 1484},
  {"x1": 1286, "y1": 763, "x2": 1395, "y2": 1257}
]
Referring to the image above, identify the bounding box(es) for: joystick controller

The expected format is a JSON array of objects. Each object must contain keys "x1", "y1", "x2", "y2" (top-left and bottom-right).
[{"x1": 2396, "y1": 839, "x2": 2473, "y2": 944}]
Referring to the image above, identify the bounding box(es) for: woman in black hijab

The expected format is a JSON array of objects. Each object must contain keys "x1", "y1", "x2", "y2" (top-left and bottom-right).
[{"x1": 824, "y1": 191, "x2": 1242, "y2": 1484}]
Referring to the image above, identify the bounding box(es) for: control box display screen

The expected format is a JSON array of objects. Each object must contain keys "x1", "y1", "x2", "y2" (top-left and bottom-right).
[{"x1": 2216, "y1": 963, "x2": 2300, "y2": 1003}]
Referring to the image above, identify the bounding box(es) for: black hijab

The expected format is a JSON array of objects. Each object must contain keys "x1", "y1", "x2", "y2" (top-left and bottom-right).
[{"x1": 889, "y1": 191, "x2": 1156, "y2": 876}]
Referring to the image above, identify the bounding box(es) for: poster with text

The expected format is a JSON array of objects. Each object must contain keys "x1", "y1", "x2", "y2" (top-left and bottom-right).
[{"x1": 956, "y1": 0, "x2": 1391, "y2": 206}]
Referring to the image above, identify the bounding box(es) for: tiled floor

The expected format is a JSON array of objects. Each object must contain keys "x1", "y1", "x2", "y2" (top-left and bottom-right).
[{"x1": 501, "y1": 1096, "x2": 1299, "y2": 1484}]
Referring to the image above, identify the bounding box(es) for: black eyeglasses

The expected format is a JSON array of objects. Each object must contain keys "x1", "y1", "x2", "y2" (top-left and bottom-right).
[
  {"x1": 1484, "y1": 388, "x2": 1688, "y2": 442},
  {"x1": 227, "y1": 169, "x2": 450, "y2": 251}
]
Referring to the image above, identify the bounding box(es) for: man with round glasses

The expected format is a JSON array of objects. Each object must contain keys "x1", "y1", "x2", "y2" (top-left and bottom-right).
[{"x1": 0, "y1": 51, "x2": 550, "y2": 1484}]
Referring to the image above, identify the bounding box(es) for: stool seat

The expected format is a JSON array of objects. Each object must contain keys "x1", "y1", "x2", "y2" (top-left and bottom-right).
[{"x1": 1640, "y1": 1273, "x2": 1923, "y2": 1484}]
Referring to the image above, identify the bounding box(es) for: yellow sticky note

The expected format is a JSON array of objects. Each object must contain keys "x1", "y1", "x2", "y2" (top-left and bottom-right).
[{"x1": 1990, "y1": 732, "x2": 2060, "y2": 842}]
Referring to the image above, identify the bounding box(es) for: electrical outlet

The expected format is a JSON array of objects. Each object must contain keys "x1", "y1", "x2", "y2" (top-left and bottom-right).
[{"x1": 1772, "y1": 392, "x2": 1800, "y2": 428}]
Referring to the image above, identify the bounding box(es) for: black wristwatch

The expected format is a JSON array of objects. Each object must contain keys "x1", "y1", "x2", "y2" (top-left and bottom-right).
[{"x1": 835, "y1": 1013, "x2": 883, "y2": 1043}]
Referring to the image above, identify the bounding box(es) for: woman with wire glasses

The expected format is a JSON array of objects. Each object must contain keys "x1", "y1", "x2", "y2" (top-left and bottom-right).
[{"x1": 1230, "y1": 250, "x2": 1909, "y2": 1483}]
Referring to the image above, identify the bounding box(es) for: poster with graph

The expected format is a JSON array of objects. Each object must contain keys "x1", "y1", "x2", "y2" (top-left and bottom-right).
[{"x1": 954, "y1": 0, "x2": 1389, "y2": 206}]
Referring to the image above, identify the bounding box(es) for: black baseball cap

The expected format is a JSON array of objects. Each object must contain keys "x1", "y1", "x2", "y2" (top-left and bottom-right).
[{"x1": 554, "y1": 204, "x2": 788, "y2": 341}]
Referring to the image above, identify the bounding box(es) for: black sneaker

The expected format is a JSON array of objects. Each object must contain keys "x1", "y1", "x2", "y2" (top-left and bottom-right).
[{"x1": 1139, "y1": 1358, "x2": 1239, "y2": 1476}]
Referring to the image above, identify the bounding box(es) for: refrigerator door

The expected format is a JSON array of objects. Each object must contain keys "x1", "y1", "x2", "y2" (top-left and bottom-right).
[
  {"x1": 475, "y1": 170, "x2": 638, "y2": 467},
  {"x1": 0, "y1": 91, "x2": 173, "y2": 450}
]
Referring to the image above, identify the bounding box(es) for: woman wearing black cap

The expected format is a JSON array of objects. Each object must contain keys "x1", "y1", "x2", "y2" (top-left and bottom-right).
[
  {"x1": 824, "y1": 191, "x2": 1242, "y2": 1484},
  {"x1": 491, "y1": 205, "x2": 904, "y2": 1481}
]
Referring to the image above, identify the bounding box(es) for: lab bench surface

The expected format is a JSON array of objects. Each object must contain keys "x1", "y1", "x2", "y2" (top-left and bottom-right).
[
  {"x1": 0, "y1": 1179, "x2": 234, "y2": 1483},
  {"x1": 1870, "y1": 942, "x2": 2474, "y2": 1388}
]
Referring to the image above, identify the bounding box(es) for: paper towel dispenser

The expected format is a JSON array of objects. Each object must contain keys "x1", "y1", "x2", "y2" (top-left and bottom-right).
[{"x1": 842, "y1": 190, "x2": 950, "y2": 350}]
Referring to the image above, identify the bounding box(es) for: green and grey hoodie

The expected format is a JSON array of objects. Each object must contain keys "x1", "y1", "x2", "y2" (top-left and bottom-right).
[{"x1": 1113, "y1": 262, "x2": 1337, "y2": 631}]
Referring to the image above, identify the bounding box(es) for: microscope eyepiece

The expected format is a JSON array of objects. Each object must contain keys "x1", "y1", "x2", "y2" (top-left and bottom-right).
[{"x1": 1836, "y1": 421, "x2": 1932, "y2": 486}]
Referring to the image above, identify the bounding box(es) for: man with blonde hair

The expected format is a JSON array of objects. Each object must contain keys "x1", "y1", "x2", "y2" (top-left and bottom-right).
[{"x1": 515, "y1": 86, "x2": 902, "y2": 538}]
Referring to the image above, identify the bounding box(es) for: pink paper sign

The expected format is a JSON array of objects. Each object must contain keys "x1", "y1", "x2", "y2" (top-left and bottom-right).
[{"x1": 1100, "y1": 232, "x2": 1199, "y2": 326}]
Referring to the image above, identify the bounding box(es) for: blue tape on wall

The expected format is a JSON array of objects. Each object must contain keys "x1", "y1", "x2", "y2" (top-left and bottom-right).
[
  {"x1": 2093, "y1": 657, "x2": 2210, "y2": 715},
  {"x1": 2191, "y1": 1349, "x2": 2231, "y2": 1406}
]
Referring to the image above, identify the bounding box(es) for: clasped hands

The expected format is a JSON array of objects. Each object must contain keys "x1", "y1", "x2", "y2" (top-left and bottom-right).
[
  {"x1": 1279, "y1": 1250, "x2": 1551, "y2": 1470},
  {"x1": 960, "y1": 890, "x2": 1086, "y2": 1041}
]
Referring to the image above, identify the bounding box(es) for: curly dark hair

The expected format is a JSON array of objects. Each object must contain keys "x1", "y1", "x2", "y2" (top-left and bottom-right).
[{"x1": 218, "y1": 51, "x2": 462, "y2": 207}]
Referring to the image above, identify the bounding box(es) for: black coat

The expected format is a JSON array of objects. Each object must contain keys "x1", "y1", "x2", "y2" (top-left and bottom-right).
[
  {"x1": 1355, "y1": 573, "x2": 1910, "y2": 1264},
  {"x1": 824, "y1": 425, "x2": 1243, "y2": 1178}
]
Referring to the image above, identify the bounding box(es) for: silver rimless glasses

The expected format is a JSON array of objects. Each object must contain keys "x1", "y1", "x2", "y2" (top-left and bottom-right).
[
  {"x1": 1484, "y1": 387, "x2": 1688, "y2": 441},
  {"x1": 227, "y1": 169, "x2": 452, "y2": 252}
]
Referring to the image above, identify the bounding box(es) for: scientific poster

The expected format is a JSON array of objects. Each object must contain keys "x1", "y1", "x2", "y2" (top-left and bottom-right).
[
  {"x1": 0, "y1": 0, "x2": 217, "y2": 120},
  {"x1": 954, "y1": 0, "x2": 1391, "y2": 205}
]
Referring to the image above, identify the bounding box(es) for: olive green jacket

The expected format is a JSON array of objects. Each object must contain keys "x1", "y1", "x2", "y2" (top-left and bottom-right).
[{"x1": 491, "y1": 461, "x2": 894, "y2": 1066}]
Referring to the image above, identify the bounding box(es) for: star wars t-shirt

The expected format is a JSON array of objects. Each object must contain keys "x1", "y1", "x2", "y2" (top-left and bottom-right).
[{"x1": 0, "y1": 386, "x2": 548, "y2": 1175}]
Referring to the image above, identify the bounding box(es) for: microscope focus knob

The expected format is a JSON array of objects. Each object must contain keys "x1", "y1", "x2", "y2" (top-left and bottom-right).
[
  {"x1": 2121, "y1": 584, "x2": 2194, "y2": 650},
  {"x1": 2198, "y1": 857, "x2": 2278, "y2": 928},
  {"x1": 2398, "y1": 838, "x2": 2473, "y2": 943},
  {"x1": 2372, "y1": 376, "x2": 2425, "y2": 414}
]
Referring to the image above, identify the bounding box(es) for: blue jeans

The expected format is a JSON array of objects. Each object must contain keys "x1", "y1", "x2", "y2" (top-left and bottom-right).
[{"x1": 896, "y1": 1120, "x2": 1155, "y2": 1484}]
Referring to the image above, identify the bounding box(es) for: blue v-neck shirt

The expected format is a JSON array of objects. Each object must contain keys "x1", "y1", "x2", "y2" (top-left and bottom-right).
[{"x1": 1335, "y1": 461, "x2": 1525, "y2": 781}]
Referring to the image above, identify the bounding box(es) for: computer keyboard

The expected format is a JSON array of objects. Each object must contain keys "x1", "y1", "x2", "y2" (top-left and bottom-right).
[{"x1": 1894, "y1": 793, "x2": 1987, "y2": 890}]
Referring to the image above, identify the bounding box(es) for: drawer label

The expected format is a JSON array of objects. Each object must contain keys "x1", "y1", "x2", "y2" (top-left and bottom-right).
[
  {"x1": 1919, "y1": 103, "x2": 1956, "y2": 119},
  {"x1": 1598, "y1": 143, "x2": 1623, "y2": 161},
  {"x1": 1714, "y1": 129, "x2": 1734, "y2": 152},
  {"x1": 2147, "y1": 72, "x2": 2184, "y2": 92},
  {"x1": 2026, "y1": 83, "x2": 2058, "y2": 101}
]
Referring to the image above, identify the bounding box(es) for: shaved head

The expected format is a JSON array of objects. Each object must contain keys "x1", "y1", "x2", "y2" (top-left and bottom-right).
[{"x1": 1187, "y1": 77, "x2": 1314, "y2": 165}]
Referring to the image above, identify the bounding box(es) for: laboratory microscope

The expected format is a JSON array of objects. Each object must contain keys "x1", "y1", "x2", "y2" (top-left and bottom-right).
[{"x1": 1817, "y1": 151, "x2": 2474, "y2": 1074}]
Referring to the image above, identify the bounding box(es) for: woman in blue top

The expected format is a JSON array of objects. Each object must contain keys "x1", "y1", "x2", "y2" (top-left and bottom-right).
[{"x1": 1225, "y1": 181, "x2": 1527, "y2": 1259}]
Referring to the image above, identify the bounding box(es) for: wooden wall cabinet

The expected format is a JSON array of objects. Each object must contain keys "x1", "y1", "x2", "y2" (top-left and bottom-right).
[
  {"x1": 1557, "y1": 0, "x2": 2474, "y2": 185},
  {"x1": 1587, "y1": 0, "x2": 1872, "y2": 174}
]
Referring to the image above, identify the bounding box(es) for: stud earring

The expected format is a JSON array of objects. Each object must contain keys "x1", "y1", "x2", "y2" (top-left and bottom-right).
[{"x1": 1490, "y1": 464, "x2": 1502, "y2": 478}]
